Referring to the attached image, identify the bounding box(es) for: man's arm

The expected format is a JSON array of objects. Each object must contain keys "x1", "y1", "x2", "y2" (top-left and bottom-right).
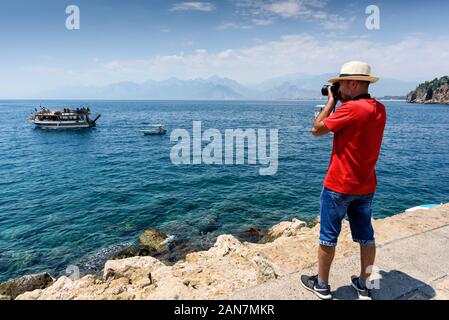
[{"x1": 312, "y1": 87, "x2": 337, "y2": 137}]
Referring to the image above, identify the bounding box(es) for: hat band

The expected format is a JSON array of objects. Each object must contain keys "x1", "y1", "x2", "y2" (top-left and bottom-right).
[{"x1": 339, "y1": 73, "x2": 370, "y2": 78}]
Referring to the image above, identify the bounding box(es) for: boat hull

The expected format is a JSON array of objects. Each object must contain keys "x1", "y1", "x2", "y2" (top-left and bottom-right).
[
  {"x1": 142, "y1": 131, "x2": 167, "y2": 135},
  {"x1": 30, "y1": 120, "x2": 95, "y2": 129}
]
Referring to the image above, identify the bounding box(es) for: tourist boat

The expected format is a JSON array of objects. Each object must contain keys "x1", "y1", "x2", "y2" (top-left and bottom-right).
[
  {"x1": 28, "y1": 106, "x2": 101, "y2": 129},
  {"x1": 140, "y1": 124, "x2": 167, "y2": 135}
]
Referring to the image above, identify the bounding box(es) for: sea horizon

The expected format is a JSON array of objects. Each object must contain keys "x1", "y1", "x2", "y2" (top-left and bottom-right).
[{"x1": 0, "y1": 96, "x2": 411, "y2": 103}]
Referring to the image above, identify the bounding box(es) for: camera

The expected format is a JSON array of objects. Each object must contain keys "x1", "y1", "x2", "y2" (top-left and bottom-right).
[{"x1": 321, "y1": 82, "x2": 340, "y2": 98}]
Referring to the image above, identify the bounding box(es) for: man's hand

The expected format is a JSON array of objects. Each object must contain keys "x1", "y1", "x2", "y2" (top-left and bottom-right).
[{"x1": 312, "y1": 87, "x2": 337, "y2": 136}]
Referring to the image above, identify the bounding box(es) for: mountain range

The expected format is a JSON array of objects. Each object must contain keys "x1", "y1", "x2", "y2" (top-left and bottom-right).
[{"x1": 46, "y1": 74, "x2": 418, "y2": 100}]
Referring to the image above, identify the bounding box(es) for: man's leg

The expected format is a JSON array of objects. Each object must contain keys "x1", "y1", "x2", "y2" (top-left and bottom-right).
[
  {"x1": 300, "y1": 243, "x2": 336, "y2": 300},
  {"x1": 300, "y1": 188, "x2": 347, "y2": 300},
  {"x1": 360, "y1": 243, "x2": 376, "y2": 283},
  {"x1": 318, "y1": 244, "x2": 336, "y2": 283},
  {"x1": 317, "y1": 188, "x2": 347, "y2": 283},
  {"x1": 347, "y1": 195, "x2": 376, "y2": 299}
]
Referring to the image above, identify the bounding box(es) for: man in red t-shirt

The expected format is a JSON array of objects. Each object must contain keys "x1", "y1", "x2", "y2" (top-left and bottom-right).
[{"x1": 301, "y1": 61, "x2": 386, "y2": 300}]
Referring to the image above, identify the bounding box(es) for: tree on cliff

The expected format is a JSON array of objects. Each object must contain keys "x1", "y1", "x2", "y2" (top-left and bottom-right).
[{"x1": 417, "y1": 76, "x2": 449, "y2": 91}]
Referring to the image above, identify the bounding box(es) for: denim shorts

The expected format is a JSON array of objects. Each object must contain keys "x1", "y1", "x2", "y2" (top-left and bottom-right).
[{"x1": 319, "y1": 187, "x2": 375, "y2": 247}]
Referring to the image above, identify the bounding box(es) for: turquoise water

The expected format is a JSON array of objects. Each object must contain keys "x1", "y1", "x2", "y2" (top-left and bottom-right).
[{"x1": 1, "y1": 100, "x2": 448, "y2": 282}]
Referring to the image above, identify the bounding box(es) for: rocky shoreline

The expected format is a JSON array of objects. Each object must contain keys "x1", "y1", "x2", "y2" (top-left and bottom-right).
[
  {"x1": 406, "y1": 76, "x2": 449, "y2": 104},
  {"x1": 1, "y1": 204, "x2": 449, "y2": 300}
]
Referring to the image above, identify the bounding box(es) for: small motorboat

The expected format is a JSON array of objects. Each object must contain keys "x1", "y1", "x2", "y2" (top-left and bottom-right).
[
  {"x1": 314, "y1": 105, "x2": 325, "y2": 120},
  {"x1": 141, "y1": 124, "x2": 167, "y2": 135}
]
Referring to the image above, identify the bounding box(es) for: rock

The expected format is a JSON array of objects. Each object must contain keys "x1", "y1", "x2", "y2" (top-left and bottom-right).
[
  {"x1": 407, "y1": 76, "x2": 449, "y2": 104},
  {"x1": 308, "y1": 216, "x2": 320, "y2": 228},
  {"x1": 251, "y1": 256, "x2": 278, "y2": 282},
  {"x1": 208, "y1": 235, "x2": 248, "y2": 257},
  {"x1": 111, "y1": 244, "x2": 141, "y2": 260},
  {"x1": 0, "y1": 272, "x2": 54, "y2": 299},
  {"x1": 171, "y1": 235, "x2": 261, "y2": 297},
  {"x1": 18, "y1": 276, "x2": 98, "y2": 300},
  {"x1": 259, "y1": 219, "x2": 307, "y2": 244},
  {"x1": 160, "y1": 220, "x2": 200, "y2": 238},
  {"x1": 103, "y1": 256, "x2": 165, "y2": 281},
  {"x1": 76, "y1": 243, "x2": 136, "y2": 276},
  {"x1": 193, "y1": 213, "x2": 220, "y2": 235},
  {"x1": 431, "y1": 84, "x2": 449, "y2": 104},
  {"x1": 149, "y1": 266, "x2": 201, "y2": 299},
  {"x1": 13, "y1": 205, "x2": 449, "y2": 300},
  {"x1": 98, "y1": 226, "x2": 205, "y2": 271},
  {"x1": 152, "y1": 242, "x2": 200, "y2": 265},
  {"x1": 235, "y1": 227, "x2": 264, "y2": 243},
  {"x1": 138, "y1": 229, "x2": 169, "y2": 254}
]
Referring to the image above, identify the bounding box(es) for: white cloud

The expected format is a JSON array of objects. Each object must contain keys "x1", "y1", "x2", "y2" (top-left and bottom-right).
[
  {"x1": 170, "y1": 2, "x2": 215, "y2": 12},
  {"x1": 91, "y1": 34, "x2": 449, "y2": 85},
  {"x1": 217, "y1": 22, "x2": 253, "y2": 30},
  {"x1": 6, "y1": 33, "x2": 449, "y2": 97},
  {"x1": 252, "y1": 18, "x2": 274, "y2": 26},
  {"x1": 234, "y1": 0, "x2": 353, "y2": 30},
  {"x1": 217, "y1": 18, "x2": 273, "y2": 30},
  {"x1": 265, "y1": 0, "x2": 302, "y2": 18},
  {"x1": 303, "y1": 0, "x2": 328, "y2": 8},
  {"x1": 319, "y1": 13, "x2": 356, "y2": 30}
]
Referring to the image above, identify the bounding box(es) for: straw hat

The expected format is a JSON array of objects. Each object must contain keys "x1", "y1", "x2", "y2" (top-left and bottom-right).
[{"x1": 328, "y1": 61, "x2": 379, "y2": 84}]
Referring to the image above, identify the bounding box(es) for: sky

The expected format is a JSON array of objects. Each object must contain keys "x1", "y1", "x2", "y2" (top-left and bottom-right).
[{"x1": 0, "y1": 0, "x2": 448, "y2": 98}]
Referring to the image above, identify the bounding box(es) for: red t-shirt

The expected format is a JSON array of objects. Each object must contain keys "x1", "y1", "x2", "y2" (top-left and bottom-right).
[{"x1": 322, "y1": 97, "x2": 386, "y2": 195}]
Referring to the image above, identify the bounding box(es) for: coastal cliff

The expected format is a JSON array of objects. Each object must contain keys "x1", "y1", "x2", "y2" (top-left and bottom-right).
[
  {"x1": 406, "y1": 76, "x2": 449, "y2": 104},
  {"x1": 2, "y1": 204, "x2": 448, "y2": 300}
]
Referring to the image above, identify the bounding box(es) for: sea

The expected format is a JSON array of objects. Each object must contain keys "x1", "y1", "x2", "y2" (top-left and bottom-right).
[{"x1": 1, "y1": 100, "x2": 448, "y2": 282}]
